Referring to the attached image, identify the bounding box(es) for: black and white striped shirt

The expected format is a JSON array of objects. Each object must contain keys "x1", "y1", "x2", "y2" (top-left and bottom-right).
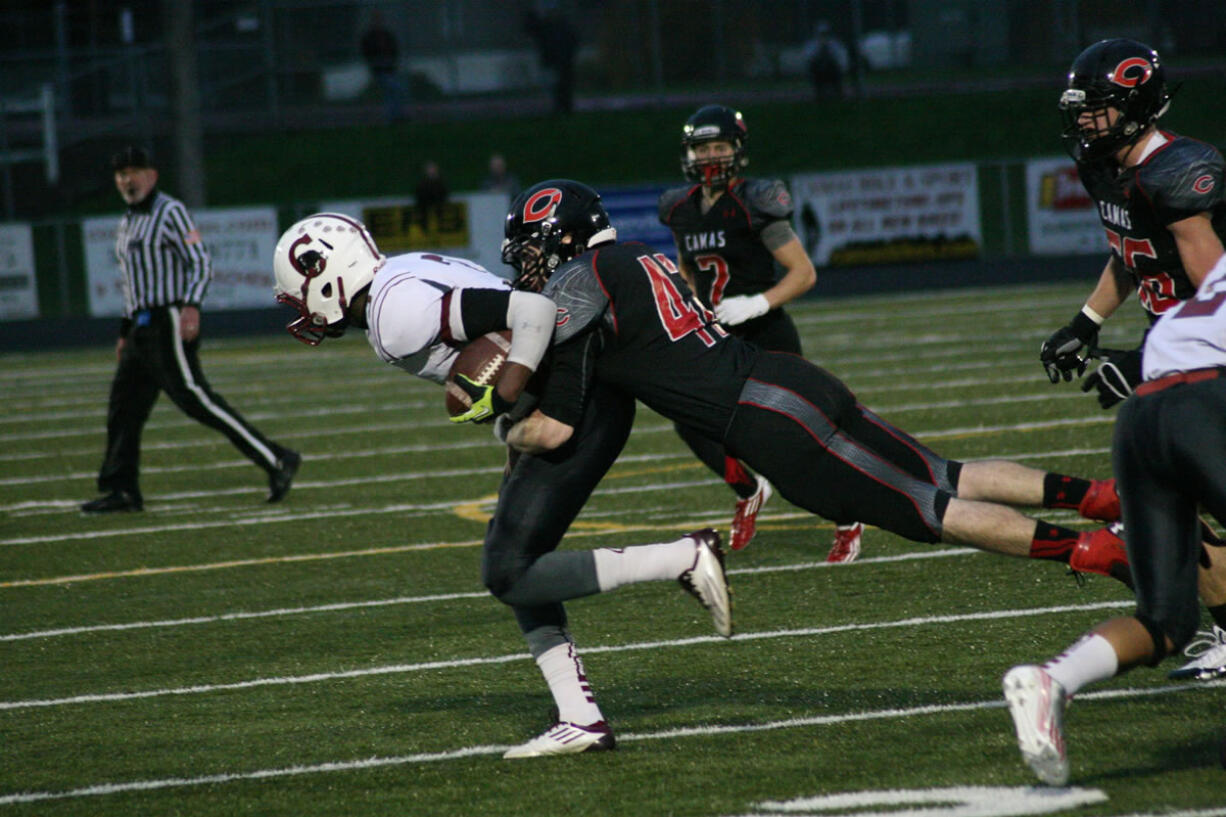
[{"x1": 114, "y1": 190, "x2": 212, "y2": 316}]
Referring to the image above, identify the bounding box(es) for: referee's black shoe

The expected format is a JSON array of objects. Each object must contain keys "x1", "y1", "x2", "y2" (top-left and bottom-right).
[
  {"x1": 267, "y1": 450, "x2": 301, "y2": 503},
  {"x1": 81, "y1": 490, "x2": 143, "y2": 514}
]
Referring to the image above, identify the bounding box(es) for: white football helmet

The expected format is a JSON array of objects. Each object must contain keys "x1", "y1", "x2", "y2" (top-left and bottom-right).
[{"x1": 273, "y1": 213, "x2": 385, "y2": 345}]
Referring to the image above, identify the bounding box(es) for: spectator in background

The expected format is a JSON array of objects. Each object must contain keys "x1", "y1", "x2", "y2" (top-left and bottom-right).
[
  {"x1": 415, "y1": 160, "x2": 449, "y2": 230},
  {"x1": 482, "y1": 153, "x2": 521, "y2": 198},
  {"x1": 361, "y1": 11, "x2": 406, "y2": 122},
  {"x1": 802, "y1": 21, "x2": 849, "y2": 100},
  {"x1": 523, "y1": 2, "x2": 578, "y2": 115}
]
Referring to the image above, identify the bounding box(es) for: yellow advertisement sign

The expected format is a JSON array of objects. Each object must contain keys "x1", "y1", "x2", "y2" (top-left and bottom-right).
[{"x1": 362, "y1": 201, "x2": 471, "y2": 252}]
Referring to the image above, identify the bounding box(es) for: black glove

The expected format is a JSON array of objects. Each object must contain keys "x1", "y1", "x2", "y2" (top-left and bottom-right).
[
  {"x1": 1081, "y1": 348, "x2": 1142, "y2": 409},
  {"x1": 1040, "y1": 311, "x2": 1101, "y2": 383}
]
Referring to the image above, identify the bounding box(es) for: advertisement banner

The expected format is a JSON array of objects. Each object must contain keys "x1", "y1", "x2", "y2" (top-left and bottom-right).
[
  {"x1": 319, "y1": 191, "x2": 509, "y2": 276},
  {"x1": 1026, "y1": 157, "x2": 1103, "y2": 255},
  {"x1": 599, "y1": 185, "x2": 675, "y2": 257},
  {"x1": 0, "y1": 223, "x2": 38, "y2": 320},
  {"x1": 84, "y1": 206, "x2": 280, "y2": 317},
  {"x1": 790, "y1": 164, "x2": 981, "y2": 266}
]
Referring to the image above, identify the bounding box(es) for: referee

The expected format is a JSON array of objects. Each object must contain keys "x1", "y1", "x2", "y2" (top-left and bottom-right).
[{"x1": 81, "y1": 145, "x2": 300, "y2": 513}]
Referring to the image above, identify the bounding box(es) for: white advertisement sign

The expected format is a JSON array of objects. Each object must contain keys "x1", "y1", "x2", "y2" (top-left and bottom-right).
[
  {"x1": 1026, "y1": 157, "x2": 1103, "y2": 255},
  {"x1": 83, "y1": 206, "x2": 280, "y2": 317},
  {"x1": 318, "y1": 191, "x2": 510, "y2": 277},
  {"x1": 0, "y1": 222, "x2": 39, "y2": 320},
  {"x1": 790, "y1": 163, "x2": 981, "y2": 267}
]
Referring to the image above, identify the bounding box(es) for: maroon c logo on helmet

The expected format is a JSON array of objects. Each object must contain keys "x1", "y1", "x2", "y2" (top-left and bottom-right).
[
  {"x1": 288, "y1": 234, "x2": 326, "y2": 278},
  {"x1": 1110, "y1": 57, "x2": 1153, "y2": 88},
  {"x1": 522, "y1": 188, "x2": 563, "y2": 224}
]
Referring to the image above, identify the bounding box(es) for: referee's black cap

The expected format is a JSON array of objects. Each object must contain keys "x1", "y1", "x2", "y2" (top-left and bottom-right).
[{"x1": 111, "y1": 145, "x2": 155, "y2": 171}]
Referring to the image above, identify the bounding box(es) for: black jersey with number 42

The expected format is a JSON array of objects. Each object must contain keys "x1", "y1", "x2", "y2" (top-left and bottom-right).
[
  {"x1": 1079, "y1": 132, "x2": 1226, "y2": 318},
  {"x1": 657, "y1": 178, "x2": 793, "y2": 309},
  {"x1": 540, "y1": 241, "x2": 759, "y2": 438}
]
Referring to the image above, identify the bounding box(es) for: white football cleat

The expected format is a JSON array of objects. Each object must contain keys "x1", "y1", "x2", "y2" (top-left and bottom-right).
[
  {"x1": 678, "y1": 528, "x2": 733, "y2": 638},
  {"x1": 1002, "y1": 664, "x2": 1069, "y2": 786},
  {"x1": 826, "y1": 522, "x2": 863, "y2": 563},
  {"x1": 730, "y1": 476, "x2": 772, "y2": 551},
  {"x1": 1169, "y1": 625, "x2": 1226, "y2": 681},
  {"x1": 502, "y1": 720, "x2": 615, "y2": 759}
]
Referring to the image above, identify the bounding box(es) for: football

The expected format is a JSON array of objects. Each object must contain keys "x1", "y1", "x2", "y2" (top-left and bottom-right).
[{"x1": 445, "y1": 330, "x2": 512, "y2": 417}]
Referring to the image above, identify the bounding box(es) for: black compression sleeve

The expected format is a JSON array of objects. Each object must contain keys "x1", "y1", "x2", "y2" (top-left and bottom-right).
[{"x1": 456, "y1": 288, "x2": 513, "y2": 339}]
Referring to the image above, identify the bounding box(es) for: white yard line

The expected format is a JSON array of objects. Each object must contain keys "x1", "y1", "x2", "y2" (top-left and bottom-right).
[
  {"x1": 1, "y1": 675, "x2": 1219, "y2": 807},
  {"x1": 0, "y1": 597, "x2": 1134, "y2": 711}
]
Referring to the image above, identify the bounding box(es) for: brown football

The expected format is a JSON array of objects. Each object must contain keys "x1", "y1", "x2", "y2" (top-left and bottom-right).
[{"x1": 445, "y1": 330, "x2": 513, "y2": 417}]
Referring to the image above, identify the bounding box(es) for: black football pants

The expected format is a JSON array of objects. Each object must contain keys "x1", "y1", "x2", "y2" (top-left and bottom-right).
[
  {"x1": 1113, "y1": 377, "x2": 1226, "y2": 655},
  {"x1": 482, "y1": 381, "x2": 637, "y2": 637},
  {"x1": 97, "y1": 305, "x2": 285, "y2": 496},
  {"x1": 725, "y1": 351, "x2": 957, "y2": 543},
  {"x1": 674, "y1": 307, "x2": 804, "y2": 494}
]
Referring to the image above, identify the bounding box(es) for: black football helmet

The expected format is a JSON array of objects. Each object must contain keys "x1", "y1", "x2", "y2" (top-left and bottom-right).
[
  {"x1": 1059, "y1": 38, "x2": 1170, "y2": 164},
  {"x1": 681, "y1": 104, "x2": 749, "y2": 187},
  {"x1": 501, "y1": 179, "x2": 617, "y2": 292}
]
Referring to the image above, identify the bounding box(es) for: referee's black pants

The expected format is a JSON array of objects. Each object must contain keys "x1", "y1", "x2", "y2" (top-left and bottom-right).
[{"x1": 97, "y1": 305, "x2": 286, "y2": 497}]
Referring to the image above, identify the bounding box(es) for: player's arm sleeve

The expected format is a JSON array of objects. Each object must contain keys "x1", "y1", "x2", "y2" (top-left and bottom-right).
[
  {"x1": 166, "y1": 201, "x2": 211, "y2": 305},
  {"x1": 760, "y1": 220, "x2": 799, "y2": 252},
  {"x1": 455, "y1": 288, "x2": 554, "y2": 371}
]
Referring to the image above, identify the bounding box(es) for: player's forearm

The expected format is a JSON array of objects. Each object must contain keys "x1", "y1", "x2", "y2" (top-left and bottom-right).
[
  {"x1": 506, "y1": 410, "x2": 572, "y2": 453},
  {"x1": 763, "y1": 262, "x2": 817, "y2": 309},
  {"x1": 764, "y1": 237, "x2": 816, "y2": 308},
  {"x1": 1084, "y1": 257, "x2": 1129, "y2": 321}
]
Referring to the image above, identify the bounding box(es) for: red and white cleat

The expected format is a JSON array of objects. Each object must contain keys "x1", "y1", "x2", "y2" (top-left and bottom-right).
[
  {"x1": 730, "y1": 476, "x2": 772, "y2": 551},
  {"x1": 826, "y1": 522, "x2": 863, "y2": 563}
]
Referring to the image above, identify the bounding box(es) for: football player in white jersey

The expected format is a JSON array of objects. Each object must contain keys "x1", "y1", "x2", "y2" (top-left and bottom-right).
[
  {"x1": 1003, "y1": 253, "x2": 1226, "y2": 786},
  {"x1": 273, "y1": 213, "x2": 731, "y2": 758}
]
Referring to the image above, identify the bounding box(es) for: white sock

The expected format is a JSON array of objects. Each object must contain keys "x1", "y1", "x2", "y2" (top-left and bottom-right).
[
  {"x1": 1043, "y1": 633, "x2": 1120, "y2": 696},
  {"x1": 591, "y1": 536, "x2": 697, "y2": 592},
  {"x1": 537, "y1": 641, "x2": 604, "y2": 726}
]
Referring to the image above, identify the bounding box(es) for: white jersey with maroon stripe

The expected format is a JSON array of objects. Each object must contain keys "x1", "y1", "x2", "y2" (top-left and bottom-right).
[
  {"x1": 364, "y1": 252, "x2": 510, "y2": 382},
  {"x1": 1143, "y1": 254, "x2": 1226, "y2": 379}
]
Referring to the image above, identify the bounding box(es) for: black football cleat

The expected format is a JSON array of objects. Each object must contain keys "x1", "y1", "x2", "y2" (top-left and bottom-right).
[
  {"x1": 267, "y1": 450, "x2": 301, "y2": 503},
  {"x1": 81, "y1": 490, "x2": 143, "y2": 514}
]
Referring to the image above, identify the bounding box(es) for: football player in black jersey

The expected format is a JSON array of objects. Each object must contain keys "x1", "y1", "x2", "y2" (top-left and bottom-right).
[
  {"x1": 1040, "y1": 39, "x2": 1226, "y2": 407},
  {"x1": 1039, "y1": 37, "x2": 1226, "y2": 677},
  {"x1": 499, "y1": 179, "x2": 1133, "y2": 590},
  {"x1": 658, "y1": 105, "x2": 863, "y2": 561}
]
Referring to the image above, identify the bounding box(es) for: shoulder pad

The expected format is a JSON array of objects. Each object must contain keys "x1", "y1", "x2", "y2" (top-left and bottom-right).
[
  {"x1": 1142, "y1": 137, "x2": 1225, "y2": 215},
  {"x1": 658, "y1": 186, "x2": 694, "y2": 224},
  {"x1": 740, "y1": 178, "x2": 794, "y2": 221},
  {"x1": 542, "y1": 257, "x2": 609, "y2": 345}
]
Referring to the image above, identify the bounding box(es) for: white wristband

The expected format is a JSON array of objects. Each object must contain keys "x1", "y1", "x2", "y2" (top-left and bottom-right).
[{"x1": 1080, "y1": 305, "x2": 1106, "y2": 325}]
